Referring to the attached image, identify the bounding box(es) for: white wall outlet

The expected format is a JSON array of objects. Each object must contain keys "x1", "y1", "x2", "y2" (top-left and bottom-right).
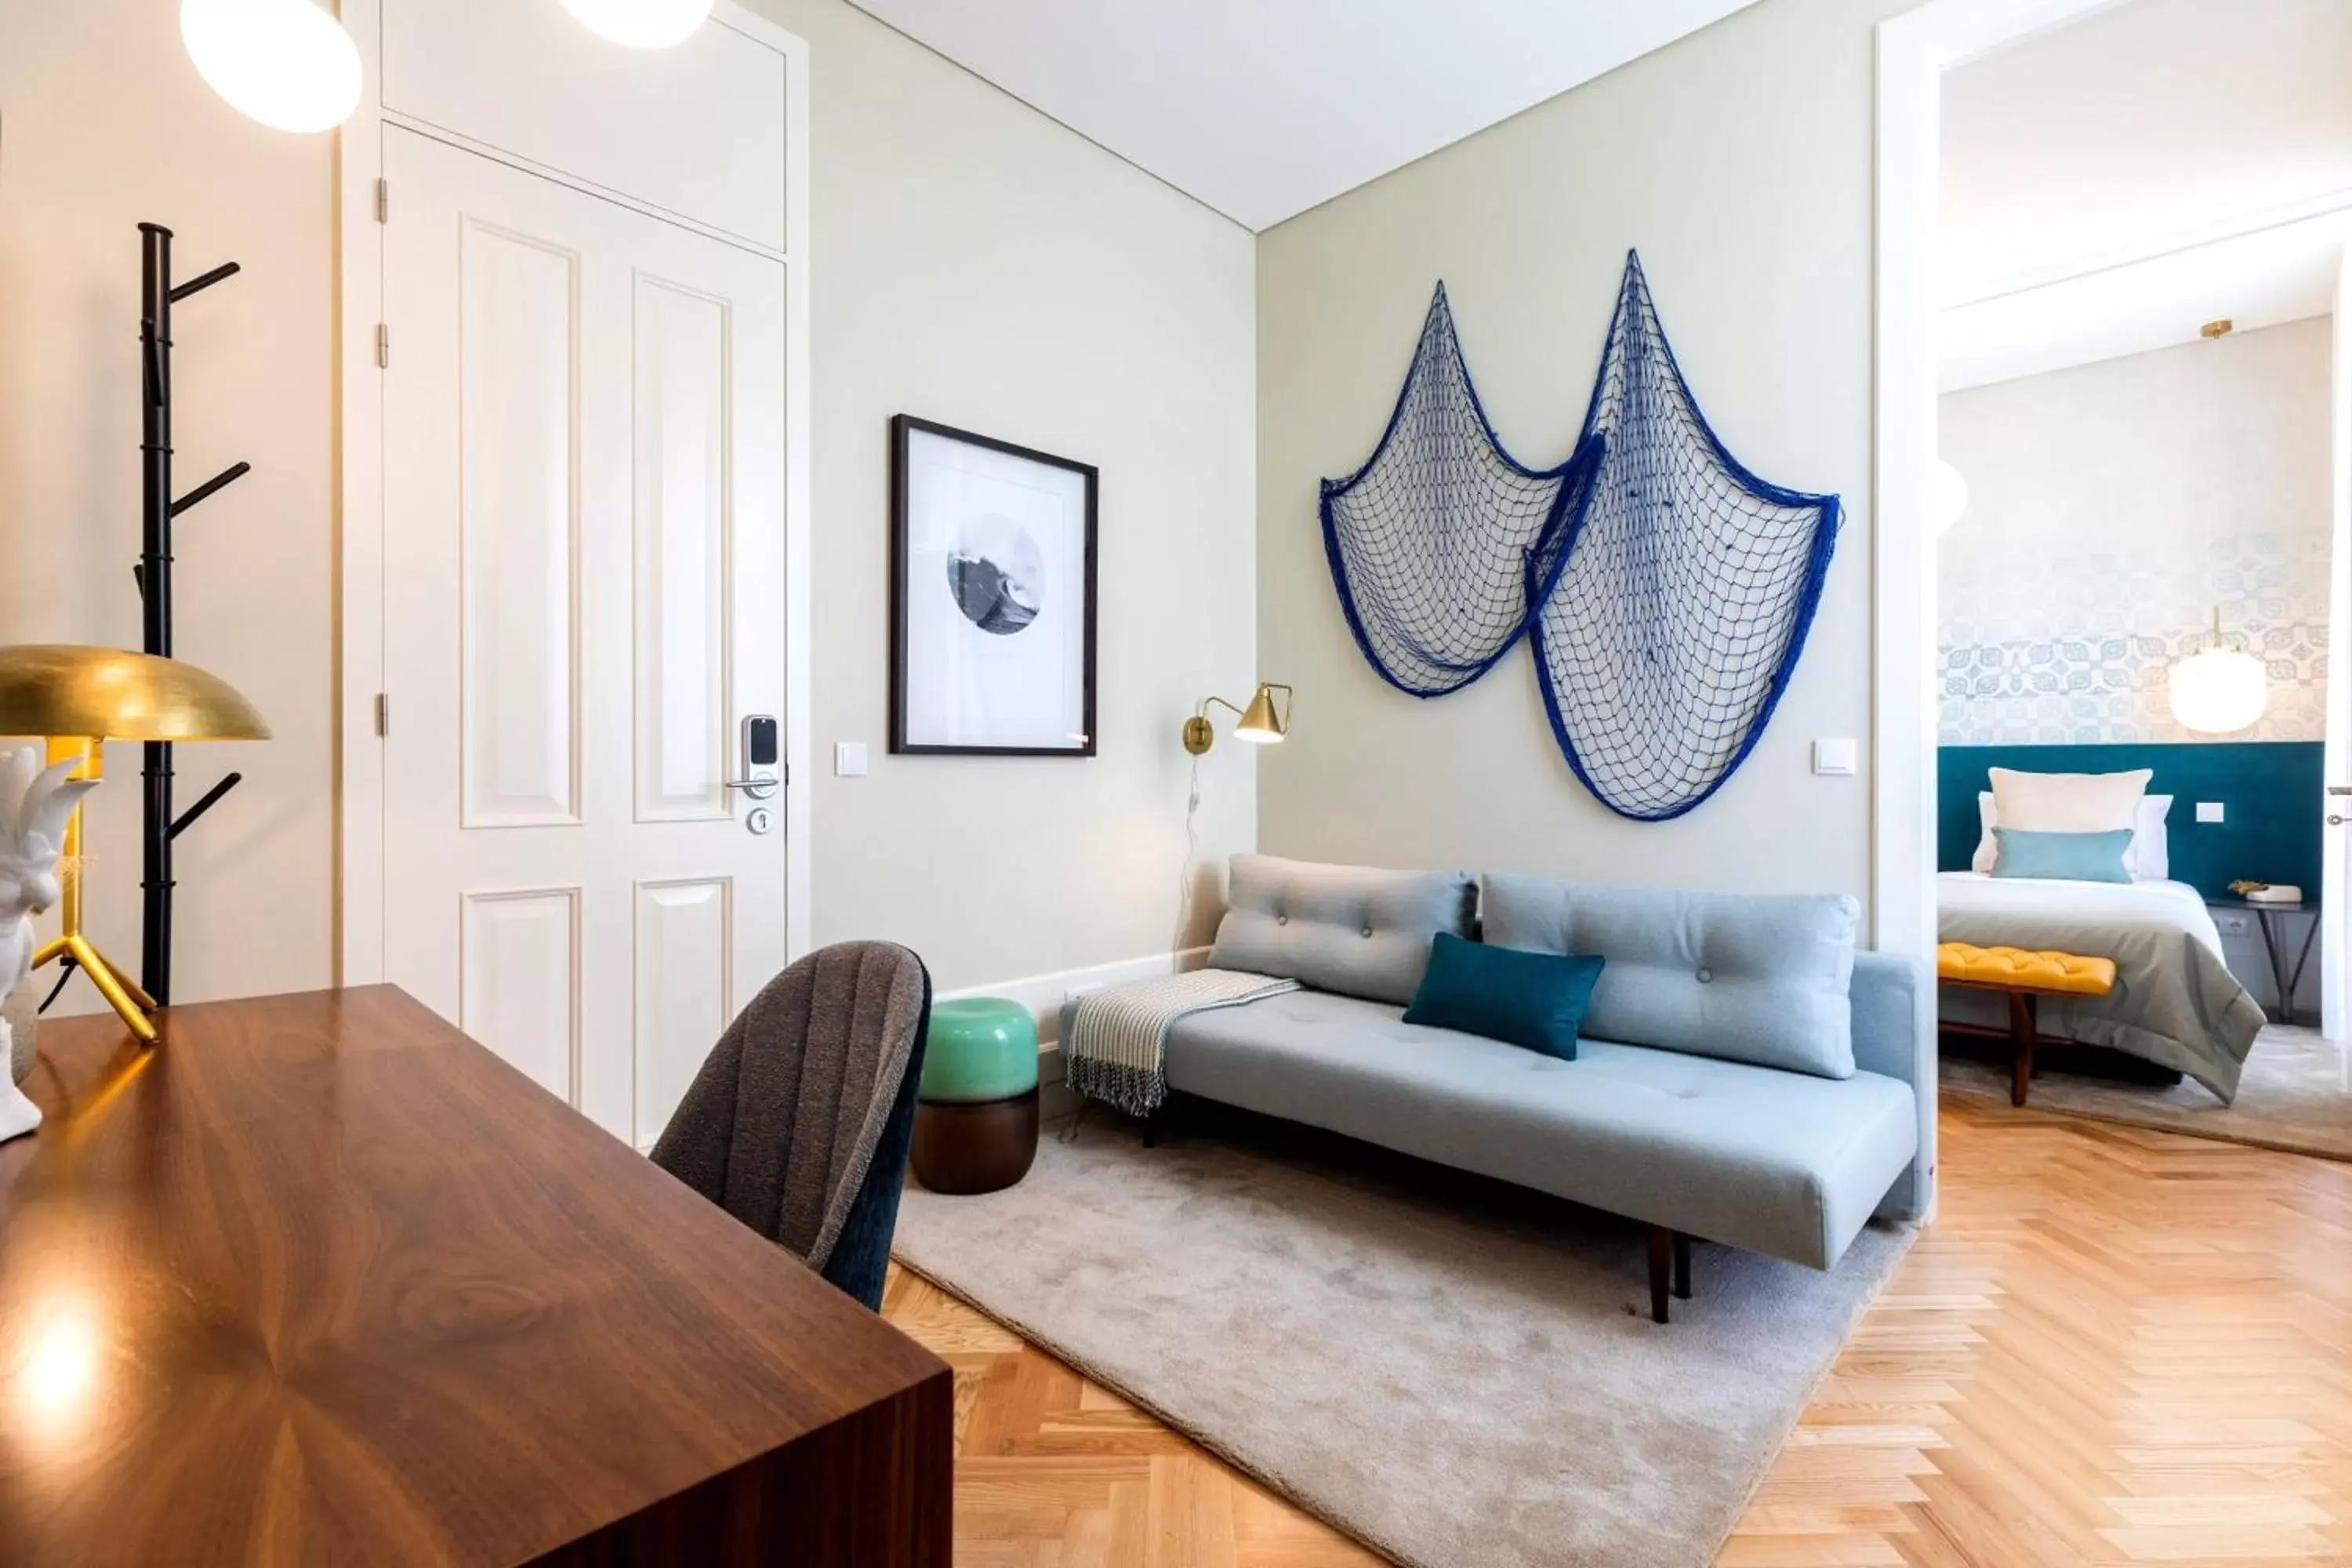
[
  {"x1": 2195, "y1": 801, "x2": 2224, "y2": 824},
  {"x1": 1812, "y1": 739, "x2": 1858, "y2": 777},
  {"x1": 2212, "y1": 911, "x2": 2251, "y2": 935},
  {"x1": 1064, "y1": 981, "x2": 1108, "y2": 1004},
  {"x1": 833, "y1": 741, "x2": 869, "y2": 778}
]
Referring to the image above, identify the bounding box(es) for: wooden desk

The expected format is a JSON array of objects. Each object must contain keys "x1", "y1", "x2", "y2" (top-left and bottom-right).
[{"x1": 0, "y1": 987, "x2": 953, "y2": 1566}]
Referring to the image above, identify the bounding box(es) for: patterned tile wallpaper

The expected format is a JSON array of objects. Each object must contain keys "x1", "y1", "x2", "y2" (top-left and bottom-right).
[{"x1": 1936, "y1": 321, "x2": 2333, "y2": 746}]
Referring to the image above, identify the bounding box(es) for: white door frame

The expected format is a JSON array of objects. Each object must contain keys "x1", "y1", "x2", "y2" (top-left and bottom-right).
[
  {"x1": 335, "y1": 0, "x2": 813, "y2": 985},
  {"x1": 2326, "y1": 252, "x2": 2352, "y2": 1052},
  {"x1": 1874, "y1": 0, "x2": 2128, "y2": 1214}
]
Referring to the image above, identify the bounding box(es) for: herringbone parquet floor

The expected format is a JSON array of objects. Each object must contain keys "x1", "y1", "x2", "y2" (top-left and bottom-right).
[{"x1": 883, "y1": 1096, "x2": 2352, "y2": 1566}]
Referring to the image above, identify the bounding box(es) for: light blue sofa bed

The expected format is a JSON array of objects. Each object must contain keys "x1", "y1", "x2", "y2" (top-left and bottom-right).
[{"x1": 1134, "y1": 856, "x2": 1926, "y2": 1323}]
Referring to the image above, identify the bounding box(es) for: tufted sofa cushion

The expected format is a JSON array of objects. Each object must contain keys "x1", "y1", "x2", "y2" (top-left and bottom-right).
[
  {"x1": 1481, "y1": 874, "x2": 1860, "y2": 1080},
  {"x1": 1209, "y1": 855, "x2": 1476, "y2": 1006}
]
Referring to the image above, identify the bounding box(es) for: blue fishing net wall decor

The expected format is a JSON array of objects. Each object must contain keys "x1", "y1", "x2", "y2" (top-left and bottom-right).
[
  {"x1": 1319, "y1": 285, "x2": 1599, "y2": 697},
  {"x1": 1320, "y1": 252, "x2": 1841, "y2": 821}
]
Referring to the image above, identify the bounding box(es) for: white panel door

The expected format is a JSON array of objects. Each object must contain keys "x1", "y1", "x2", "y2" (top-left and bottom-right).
[{"x1": 382, "y1": 126, "x2": 786, "y2": 1144}]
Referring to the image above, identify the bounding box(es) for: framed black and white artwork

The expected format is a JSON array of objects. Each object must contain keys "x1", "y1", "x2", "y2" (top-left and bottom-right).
[{"x1": 890, "y1": 416, "x2": 1099, "y2": 756}]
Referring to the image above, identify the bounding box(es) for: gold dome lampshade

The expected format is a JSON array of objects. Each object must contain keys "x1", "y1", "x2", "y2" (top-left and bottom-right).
[
  {"x1": 0, "y1": 644, "x2": 270, "y2": 742},
  {"x1": 0, "y1": 645, "x2": 268, "y2": 1044}
]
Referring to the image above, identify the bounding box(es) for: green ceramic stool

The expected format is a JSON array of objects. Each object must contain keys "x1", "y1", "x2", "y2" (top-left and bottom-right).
[{"x1": 910, "y1": 998, "x2": 1039, "y2": 1194}]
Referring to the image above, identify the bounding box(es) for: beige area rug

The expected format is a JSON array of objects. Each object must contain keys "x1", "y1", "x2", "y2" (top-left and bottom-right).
[
  {"x1": 893, "y1": 1105, "x2": 1913, "y2": 1568},
  {"x1": 1943, "y1": 1025, "x2": 2352, "y2": 1160}
]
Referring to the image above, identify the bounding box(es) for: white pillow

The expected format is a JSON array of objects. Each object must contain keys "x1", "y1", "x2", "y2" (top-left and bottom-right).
[
  {"x1": 1989, "y1": 767, "x2": 2152, "y2": 833},
  {"x1": 2132, "y1": 795, "x2": 2171, "y2": 880},
  {"x1": 1973, "y1": 788, "x2": 2171, "y2": 879}
]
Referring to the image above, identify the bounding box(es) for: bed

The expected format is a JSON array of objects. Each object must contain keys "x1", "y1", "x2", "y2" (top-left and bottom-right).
[{"x1": 1937, "y1": 870, "x2": 2263, "y2": 1103}]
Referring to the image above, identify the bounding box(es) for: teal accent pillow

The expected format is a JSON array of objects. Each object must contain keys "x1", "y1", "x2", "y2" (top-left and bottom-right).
[
  {"x1": 1402, "y1": 931, "x2": 1605, "y2": 1061},
  {"x1": 1991, "y1": 826, "x2": 2133, "y2": 884}
]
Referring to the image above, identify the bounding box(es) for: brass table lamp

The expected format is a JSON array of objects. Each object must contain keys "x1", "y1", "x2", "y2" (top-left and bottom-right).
[{"x1": 0, "y1": 645, "x2": 269, "y2": 1042}]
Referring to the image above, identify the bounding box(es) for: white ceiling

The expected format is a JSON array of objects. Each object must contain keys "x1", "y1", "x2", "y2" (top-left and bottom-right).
[
  {"x1": 842, "y1": 0, "x2": 1764, "y2": 232},
  {"x1": 1939, "y1": 0, "x2": 2352, "y2": 388},
  {"x1": 1940, "y1": 209, "x2": 2349, "y2": 392}
]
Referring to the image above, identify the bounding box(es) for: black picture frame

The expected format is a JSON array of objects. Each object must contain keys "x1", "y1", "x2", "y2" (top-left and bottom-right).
[{"x1": 890, "y1": 414, "x2": 1099, "y2": 757}]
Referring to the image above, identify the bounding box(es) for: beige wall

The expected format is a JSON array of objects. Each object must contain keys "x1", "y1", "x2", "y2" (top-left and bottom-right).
[
  {"x1": 742, "y1": 0, "x2": 1258, "y2": 991},
  {"x1": 1254, "y1": 0, "x2": 1910, "y2": 909},
  {"x1": 0, "y1": 0, "x2": 337, "y2": 1011},
  {"x1": 2, "y1": 0, "x2": 1256, "y2": 1009}
]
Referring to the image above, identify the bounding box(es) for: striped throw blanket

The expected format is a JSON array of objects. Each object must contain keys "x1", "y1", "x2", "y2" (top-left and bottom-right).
[{"x1": 1065, "y1": 969, "x2": 1298, "y2": 1117}]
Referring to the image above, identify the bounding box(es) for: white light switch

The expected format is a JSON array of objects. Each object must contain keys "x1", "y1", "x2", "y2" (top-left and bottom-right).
[
  {"x1": 2195, "y1": 801, "x2": 2224, "y2": 824},
  {"x1": 834, "y1": 742, "x2": 869, "y2": 778},
  {"x1": 1813, "y1": 739, "x2": 1858, "y2": 777}
]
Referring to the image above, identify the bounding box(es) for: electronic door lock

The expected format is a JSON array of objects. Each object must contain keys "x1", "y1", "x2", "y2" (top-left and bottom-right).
[{"x1": 731, "y1": 715, "x2": 782, "y2": 800}]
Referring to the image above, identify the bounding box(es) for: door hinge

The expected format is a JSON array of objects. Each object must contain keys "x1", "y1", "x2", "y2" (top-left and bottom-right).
[
  {"x1": 375, "y1": 177, "x2": 390, "y2": 224},
  {"x1": 373, "y1": 692, "x2": 389, "y2": 737},
  {"x1": 375, "y1": 322, "x2": 390, "y2": 368}
]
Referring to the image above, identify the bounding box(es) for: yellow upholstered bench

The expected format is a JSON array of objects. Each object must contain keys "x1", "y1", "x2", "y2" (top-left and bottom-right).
[{"x1": 1936, "y1": 943, "x2": 2118, "y2": 1107}]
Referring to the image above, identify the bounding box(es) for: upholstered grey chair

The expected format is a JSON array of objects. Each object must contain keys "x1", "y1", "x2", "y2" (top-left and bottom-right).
[{"x1": 651, "y1": 941, "x2": 932, "y2": 1311}]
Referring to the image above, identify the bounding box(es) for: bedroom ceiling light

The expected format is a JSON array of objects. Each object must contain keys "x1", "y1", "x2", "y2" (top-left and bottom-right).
[
  {"x1": 1929, "y1": 459, "x2": 1969, "y2": 535},
  {"x1": 180, "y1": 0, "x2": 361, "y2": 133},
  {"x1": 2169, "y1": 609, "x2": 2267, "y2": 735},
  {"x1": 559, "y1": 0, "x2": 714, "y2": 48}
]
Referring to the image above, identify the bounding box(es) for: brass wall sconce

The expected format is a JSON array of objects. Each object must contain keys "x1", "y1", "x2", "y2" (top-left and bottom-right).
[{"x1": 1183, "y1": 683, "x2": 1292, "y2": 755}]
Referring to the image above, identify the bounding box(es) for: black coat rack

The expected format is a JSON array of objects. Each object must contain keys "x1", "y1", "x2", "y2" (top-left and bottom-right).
[{"x1": 135, "y1": 221, "x2": 249, "y2": 1007}]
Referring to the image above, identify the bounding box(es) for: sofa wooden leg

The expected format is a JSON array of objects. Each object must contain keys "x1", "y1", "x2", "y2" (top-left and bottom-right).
[
  {"x1": 1673, "y1": 1232, "x2": 1692, "y2": 1301},
  {"x1": 1646, "y1": 1225, "x2": 1672, "y2": 1324},
  {"x1": 2008, "y1": 991, "x2": 2035, "y2": 1108}
]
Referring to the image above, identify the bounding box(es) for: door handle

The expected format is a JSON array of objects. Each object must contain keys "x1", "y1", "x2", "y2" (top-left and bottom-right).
[
  {"x1": 2330, "y1": 786, "x2": 2352, "y2": 796},
  {"x1": 724, "y1": 775, "x2": 781, "y2": 797}
]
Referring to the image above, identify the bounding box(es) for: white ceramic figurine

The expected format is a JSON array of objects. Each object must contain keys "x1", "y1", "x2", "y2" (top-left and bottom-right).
[{"x1": 0, "y1": 746, "x2": 101, "y2": 1142}]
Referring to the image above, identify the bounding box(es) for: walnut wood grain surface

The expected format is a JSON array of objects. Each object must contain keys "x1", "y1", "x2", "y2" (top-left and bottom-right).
[{"x1": 0, "y1": 987, "x2": 952, "y2": 1567}]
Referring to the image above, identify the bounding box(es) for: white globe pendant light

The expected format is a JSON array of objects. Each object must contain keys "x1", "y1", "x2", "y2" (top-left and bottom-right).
[
  {"x1": 560, "y1": 0, "x2": 715, "y2": 48},
  {"x1": 2169, "y1": 608, "x2": 2268, "y2": 735},
  {"x1": 181, "y1": 0, "x2": 361, "y2": 133}
]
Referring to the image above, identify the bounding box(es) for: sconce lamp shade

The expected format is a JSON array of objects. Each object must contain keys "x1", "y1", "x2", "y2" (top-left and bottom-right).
[
  {"x1": 2169, "y1": 646, "x2": 2267, "y2": 735},
  {"x1": 0, "y1": 646, "x2": 270, "y2": 742},
  {"x1": 1233, "y1": 683, "x2": 1287, "y2": 742},
  {"x1": 180, "y1": 0, "x2": 361, "y2": 133},
  {"x1": 1184, "y1": 682, "x2": 1293, "y2": 755},
  {"x1": 559, "y1": 0, "x2": 716, "y2": 47}
]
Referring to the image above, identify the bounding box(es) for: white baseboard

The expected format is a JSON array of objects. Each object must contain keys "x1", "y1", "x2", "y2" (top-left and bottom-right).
[{"x1": 940, "y1": 947, "x2": 1211, "y2": 1047}]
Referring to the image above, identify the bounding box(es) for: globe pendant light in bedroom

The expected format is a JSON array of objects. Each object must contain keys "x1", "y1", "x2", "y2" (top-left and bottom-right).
[
  {"x1": 560, "y1": 0, "x2": 715, "y2": 48},
  {"x1": 181, "y1": 0, "x2": 361, "y2": 133},
  {"x1": 2169, "y1": 606, "x2": 2268, "y2": 735}
]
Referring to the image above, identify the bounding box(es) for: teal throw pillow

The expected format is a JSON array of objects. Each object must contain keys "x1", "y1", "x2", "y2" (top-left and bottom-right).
[
  {"x1": 1991, "y1": 826, "x2": 2132, "y2": 884},
  {"x1": 1402, "y1": 931, "x2": 1605, "y2": 1061}
]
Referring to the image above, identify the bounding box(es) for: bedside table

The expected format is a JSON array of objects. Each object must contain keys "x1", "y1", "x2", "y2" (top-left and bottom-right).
[{"x1": 2205, "y1": 896, "x2": 2318, "y2": 1026}]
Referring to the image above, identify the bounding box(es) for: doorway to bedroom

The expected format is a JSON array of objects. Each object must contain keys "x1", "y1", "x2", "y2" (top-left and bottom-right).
[{"x1": 1920, "y1": 0, "x2": 2352, "y2": 1156}]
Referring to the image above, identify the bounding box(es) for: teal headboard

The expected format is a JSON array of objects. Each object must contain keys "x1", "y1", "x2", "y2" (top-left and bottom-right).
[{"x1": 1938, "y1": 742, "x2": 2323, "y2": 901}]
